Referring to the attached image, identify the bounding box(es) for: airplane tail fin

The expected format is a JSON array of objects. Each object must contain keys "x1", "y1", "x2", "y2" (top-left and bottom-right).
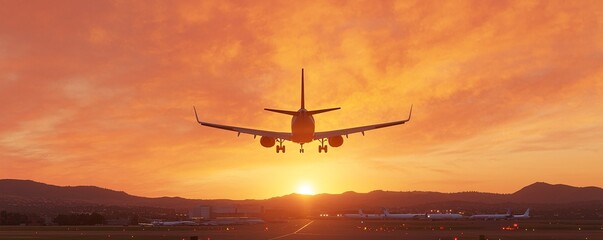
[
  {"x1": 383, "y1": 208, "x2": 390, "y2": 216},
  {"x1": 358, "y1": 209, "x2": 364, "y2": 215},
  {"x1": 524, "y1": 208, "x2": 530, "y2": 217},
  {"x1": 301, "y1": 68, "x2": 305, "y2": 109},
  {"x1": 266, "y1": 68, "x2": 339, "y2": 115}
]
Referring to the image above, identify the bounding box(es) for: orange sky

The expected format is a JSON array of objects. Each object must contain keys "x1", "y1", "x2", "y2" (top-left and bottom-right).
[{"x1": 1, "y1": 1, "x2": 602, "y2": 199}]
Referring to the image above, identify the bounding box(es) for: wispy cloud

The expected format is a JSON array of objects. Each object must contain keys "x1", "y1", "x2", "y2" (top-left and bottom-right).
[{"x1": 0, "y1": 0, "x2": 602, "y2": 199}]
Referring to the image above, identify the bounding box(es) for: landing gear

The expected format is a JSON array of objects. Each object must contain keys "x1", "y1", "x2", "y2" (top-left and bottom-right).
[
  {"x1": 276, "y1": 139, "x2": 285, "y2": 153},
  {"x1": 318, "y1": 145, "x2": 328, "y2": 153},
  {"x1": 318, "y1": 138, "x2": 328, "y2": 153},
  {"x1": 299, "y1": 144, "x2": 304, "y2": 153}
]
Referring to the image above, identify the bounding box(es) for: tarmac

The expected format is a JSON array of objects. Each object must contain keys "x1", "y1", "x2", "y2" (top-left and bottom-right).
[{"x1": 1, "y1": 219, "x2": 603, "y2": 240}]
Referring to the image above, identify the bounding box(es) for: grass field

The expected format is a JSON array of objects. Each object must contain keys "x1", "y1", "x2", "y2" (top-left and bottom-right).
[{"x1": 1, "y1": 219, "x2": 602, "y2": 240}]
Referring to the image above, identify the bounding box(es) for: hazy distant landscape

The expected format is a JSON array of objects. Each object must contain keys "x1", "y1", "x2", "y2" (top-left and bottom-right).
[{"x1": 2, "y1": 179, "x2": 603, "y2": 223}]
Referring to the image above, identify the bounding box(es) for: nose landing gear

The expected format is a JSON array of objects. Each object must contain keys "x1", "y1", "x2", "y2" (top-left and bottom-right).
[{"x1": 299, "y1": 144, "x2": 304, "y2": 153}]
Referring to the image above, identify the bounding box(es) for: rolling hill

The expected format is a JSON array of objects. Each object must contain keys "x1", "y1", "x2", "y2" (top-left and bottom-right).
[{"x1": 2, "y1": 179, "x2": 603, "y2": 211}]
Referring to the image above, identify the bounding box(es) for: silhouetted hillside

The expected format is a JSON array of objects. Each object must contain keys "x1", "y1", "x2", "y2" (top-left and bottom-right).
[
  {"x1": 0, "y1": 179, "x2": 207, "y2": 208},
  {"x1": 2, "y1": 179, "x2": 603, "y2": 213},
  {"x1": 511, "y1": 182, "x2": 603, "y2": 203},
  {"x1": 263, "y1": 190, "x2": 509, "y2": 211},
  {"x1": 0, "y1": 179, "x2": 133, "y2": 201}
]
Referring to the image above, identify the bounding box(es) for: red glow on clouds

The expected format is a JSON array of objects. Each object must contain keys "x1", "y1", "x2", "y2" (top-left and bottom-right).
[{"x1": 1, "y1": 1, "x2": 602, "y2": 199}]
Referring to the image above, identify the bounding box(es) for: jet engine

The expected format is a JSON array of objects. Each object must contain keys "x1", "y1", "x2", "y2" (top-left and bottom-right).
[
  {"x1": 260, "y1": 136, "x2": 275, "y2": 148},
  {"x1": 328, "y1": 136, "x2": 344, "y2": 147}
]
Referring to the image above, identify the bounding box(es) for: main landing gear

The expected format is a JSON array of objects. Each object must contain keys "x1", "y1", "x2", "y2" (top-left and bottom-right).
[
  {"x1": 276, "y1": 139, "x2": 285, "y2": 153},
  {"x1": 275, "y1": 140, "x2": 328, "y2": 153},
  {"x1": 318, "y1": 138, "x2": 328, "y2": 153}
]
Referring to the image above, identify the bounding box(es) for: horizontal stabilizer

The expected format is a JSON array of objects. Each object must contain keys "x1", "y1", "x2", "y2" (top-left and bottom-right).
[
  {"x1": 264, "y1": 108, "x2": 298, "y2": 116},
  {"x1": 307, "y1": 107, "x2": 341, "y2": 115}
]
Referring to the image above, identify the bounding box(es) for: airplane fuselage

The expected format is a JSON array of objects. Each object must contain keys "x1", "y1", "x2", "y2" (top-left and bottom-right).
[
  {"x1": 291, "y1": 109, "x2": 315, "y2": 143},
  {"x1": 385, "y1": 213, "x2": 425, "y2": 219},
  {"x1": 469, "y1": 214, "x2": 510, "y2": 220}
]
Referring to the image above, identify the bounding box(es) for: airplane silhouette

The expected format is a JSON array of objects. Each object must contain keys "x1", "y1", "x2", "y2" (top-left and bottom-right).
[{"x1": 194, "y1": 69, "x2": 412, "y2": 153}]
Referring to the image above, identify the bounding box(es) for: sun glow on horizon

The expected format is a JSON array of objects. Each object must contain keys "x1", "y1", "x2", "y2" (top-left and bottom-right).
[{"x1": 296, "y1": 182, "x2": 316, "y2": 195}]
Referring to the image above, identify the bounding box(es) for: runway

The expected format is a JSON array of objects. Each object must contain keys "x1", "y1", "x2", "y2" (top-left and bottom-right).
[
  {"x1": 1, "y1": 219, "x2": 602, "y2": 240},
  {"x1": 260, "y1": 219, "x2": 603, "y2": 240},
  {"x1": 268, "y1": 220, "x2": 314, "y2": 240}
]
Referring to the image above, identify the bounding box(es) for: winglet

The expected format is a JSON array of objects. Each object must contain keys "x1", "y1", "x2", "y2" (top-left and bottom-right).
[
  {"x1": 407, "y1": 104, "x2": 413, "y2": 121},
  {"x1": 193, "y1": 106, "x2": 201, "y2": 123}
]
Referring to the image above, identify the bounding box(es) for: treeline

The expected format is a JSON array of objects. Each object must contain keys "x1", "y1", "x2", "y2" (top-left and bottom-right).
[
  {"x1": 1, "y1": 211, "x2": 30, "y2": 225},
  {"x1": 53, "y1": 213, "x2": 105, "y2": 225},
  {"x1": 1, "y1": 211, "x2": 106, "y2": 225}
]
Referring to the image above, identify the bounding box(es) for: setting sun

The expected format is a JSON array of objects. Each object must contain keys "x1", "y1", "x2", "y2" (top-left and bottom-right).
[{"x1": 296, "y1": 183, "x2": 315, "y2": 195}]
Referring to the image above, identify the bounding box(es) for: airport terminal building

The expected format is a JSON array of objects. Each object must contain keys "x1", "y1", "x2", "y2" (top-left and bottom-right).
[{"x1": 189, "y1": 205, "x2": 263, "y2": 220}]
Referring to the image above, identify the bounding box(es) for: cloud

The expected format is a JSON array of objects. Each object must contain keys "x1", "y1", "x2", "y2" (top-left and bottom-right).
[{"x1": 0, "y1": 0, "x2": 602, "y2": 199}]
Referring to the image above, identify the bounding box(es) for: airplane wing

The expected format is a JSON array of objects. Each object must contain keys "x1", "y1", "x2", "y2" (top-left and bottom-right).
[
  {"x1": 313, "y1": 105, "x2": 412, "y2": 140},
  {"x1": 193, "y1": 107, "x2": 292, "y2": 141}
]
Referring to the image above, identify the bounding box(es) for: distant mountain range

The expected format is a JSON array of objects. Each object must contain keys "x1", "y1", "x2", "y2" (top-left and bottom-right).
[{"x1": 2, "y1": 179, "x2": 603, "y2": 212}]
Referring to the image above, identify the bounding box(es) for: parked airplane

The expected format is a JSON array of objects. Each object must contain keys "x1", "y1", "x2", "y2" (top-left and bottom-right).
[
  {"x1": 469, "y1": 209, "x2": 512, "y2": 220},
  {"x1": 200, "y1": 217, "x2": 265, "y2": 225},
  {"x1": 512, "y1": 209, "x2": 530, "y2": 219},
  {"x1": 426, "y1": 213, "x2": 464, "y2": 220},
  {"x1": 194, "y1": 69, "x2": 412, "y2": 153},
  {"x1": 151, "y1": 220, "x2": 198, "y2": 226},
  {"x1": 343, "y1": 209, "x2": 383, "y2": 219},
  {"x1": 382, "y1": 208, "x2": 425, "y2": 219}
]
